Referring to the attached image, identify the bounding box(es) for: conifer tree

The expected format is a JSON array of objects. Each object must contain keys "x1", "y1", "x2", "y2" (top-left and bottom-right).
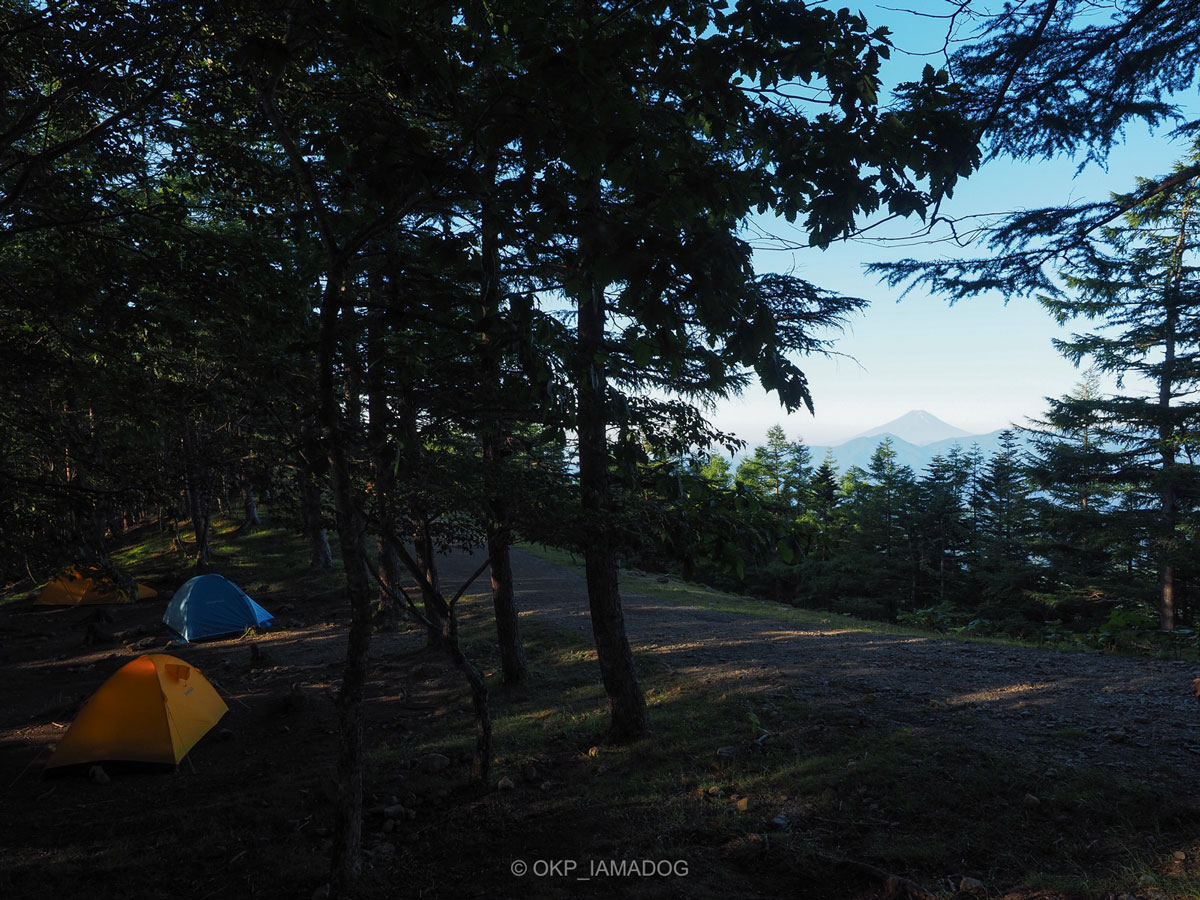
[
  {"x1": 974, "y1": 430, "x2": 1036, "y2": 604},
  {"x1": 1034, "y1": 165, "x2": 1200, "y2": 629},
  {"x1": 917, "y1": 447, "x2": 972, "y2": 604},
  {"x1": 1023, "y1": 371, "x2": 1125, "y2": 605},
  {"x1": 735, "y1": 425, "x2": 811, "y2": 505}
]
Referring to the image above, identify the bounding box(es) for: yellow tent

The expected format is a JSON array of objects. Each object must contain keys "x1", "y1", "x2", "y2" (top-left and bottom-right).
[
  {"x1": 36, "y1": 571, "x2": 157, "y2": 606},
  {"x1": 45, "y1": 654, "x2": 228, "y2": 770}
]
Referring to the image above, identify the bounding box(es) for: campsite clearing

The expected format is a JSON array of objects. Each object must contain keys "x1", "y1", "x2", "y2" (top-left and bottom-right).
[{"x1": 2, "y1": 526, "x2": 1200, "y2": 899}]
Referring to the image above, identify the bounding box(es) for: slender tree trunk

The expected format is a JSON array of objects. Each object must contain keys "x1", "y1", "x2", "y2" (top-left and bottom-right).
[
  {"x1": 1161, "y1": 557, "x2": 1177, "y2": 631},
  {"x1": 170, "y1": 518, "x2": 186, "y2": 554},
  {"x1": 447, "y1": 603, "x2": 492, "y2": 783},
  {"x1": 488, "y1": 529, "x2": 527, "y2": 684},
  {"x1": 389, "y1": 373, "x2": 447, "y2": 644},
  {"x1": 413, "y1": 515, "x2": 448, "y2": 646},
  {"x1": 327, "y1": 460, "x2": 371, "y2": 896},
  {"x1": 938, "y1": 551, "x2": 946, "y2": 603},
  {"x1": 366, "y1": 268, "x2": 404, "y2": 627},
  {"x1": 91, "y1": 506, "x2": 108, "y2": 550},
  {"x1": 477, "y1": 150, "x2": 528, "y2": 684},
  {"x1": 1158, "y1": 303, "x2": 1179, "y2": 632},
  {"x1": 256, "y1": 70, "x2": 385, "y2": 899},
  {"x1": 316, "y1": 263, "x2": 376, "y2": 899},
  {"x1": 908, "y1": 536, "x2": 917, "y2": 611},
  {"x1": 300, "y1": 469, "x2": 334, "y2": 569},
  {"x1": 182, "y1": 419, "x2": 212, "y2": 566},
  {"x1": 576, "y1": 230, "x2": 647, "y2": 741},
  {"x1": 1158, "y1": 193, "x2": 1192, "y2": 632},
  {"x1": 241, "y1": 479, "x2": 261, "y2": 531},
  {"x1": 375, "y1": 536, "x2": 405, "y2": 625}
]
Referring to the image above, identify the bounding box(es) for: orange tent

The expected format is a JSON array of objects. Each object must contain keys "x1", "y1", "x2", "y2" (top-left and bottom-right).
[
  {"x1": 45, "y1": 654, "x2": 228, "y2": 770},
  {"x1": 36, "y1": 571, "x2": 157, "y2": 606}
]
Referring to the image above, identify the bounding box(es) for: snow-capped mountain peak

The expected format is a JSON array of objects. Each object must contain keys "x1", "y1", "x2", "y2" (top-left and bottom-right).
[{"x1": 850, "y1": 410, "x2": 972, "y2": 447}]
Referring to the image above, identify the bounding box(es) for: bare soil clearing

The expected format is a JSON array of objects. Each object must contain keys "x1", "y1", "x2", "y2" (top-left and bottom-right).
[
  {"x1": 446, "y1": 550, "x2": 1200, "y2": 791},
  {"x1": 2, "y1": 546, "x2": 1199, "y2": 899}
]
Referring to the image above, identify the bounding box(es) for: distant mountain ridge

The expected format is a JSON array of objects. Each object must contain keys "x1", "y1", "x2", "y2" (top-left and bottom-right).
[
  {"x1": 807, "y1": 410, "x2": 1018, "y2": 474},
  {"x1": 850, "y1": 409, "x2": 971, "y2": 446}
]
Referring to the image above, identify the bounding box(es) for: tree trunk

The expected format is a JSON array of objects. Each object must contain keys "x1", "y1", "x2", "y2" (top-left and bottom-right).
[
  {"x1": 1157, "y1": 195, "x2": 1193, "y2": 632},
  {"x1": 576, "y1": 246, "x2": 647, "y2": 741},
  {"x1": 300, "y1": 470, "x2": 334, "y2": 569},
  {"x1": 374, "y1": 535, "x2": 405, "y2": 626},
  {"x1": 1159, "y1": 318, "x2": 1179, "y2": 632},
  {"x1": 365, "y1": 276, "x2": 405, "y2": 628},
  {"x1": 182, "y1": 419, "x2": 212, "y2": 566},
  {"x1": 478, "y1": 146, "x2": 529, "y2": 684},
  {"x1": 1161, "y1": 559, "x2": 1177, "y2": 632},
  {"x1": 938, "y1": 552, "x2": 946, "y2": 603},
  {"x1": 488, "y1": 530, "x2": 527, "y2": 684},
  {"x1": 316, "y1": 262, "x2": 376, "y2": 899},
  {"x1": 241, "y1": 480, "x2": 262, "y2": 531},
  {"x1": 413, "y1": 515, "x2": 448, "y2": 646},
  {"x1": 447, "y1": 604, "x2": 492, "y2": 783},
  {"x1": 170, "y1": 518, "x2": 186, "y2": 554},
  {"x1": 327, "y1": 462, "x2": 372, "y2": 897}
]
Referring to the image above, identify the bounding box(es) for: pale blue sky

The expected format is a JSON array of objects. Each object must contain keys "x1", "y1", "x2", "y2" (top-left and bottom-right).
[{"x1": 711, "y1": 4, "x2": 1196, "y2": 449}]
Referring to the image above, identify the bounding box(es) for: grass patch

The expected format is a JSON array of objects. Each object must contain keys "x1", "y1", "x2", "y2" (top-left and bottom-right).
[
  {"x1": 0, "y1": 512, "x2": 349, "y2": 608},
  {"x1": 109, "y1": 513, "x2": 348, "y2": 600}
]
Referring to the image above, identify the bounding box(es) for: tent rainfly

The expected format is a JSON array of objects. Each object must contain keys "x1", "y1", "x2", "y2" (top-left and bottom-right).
[
  {"x1": 45, "y1": 653, "x2": 228, "y2": 770},
  {"x1": 37, "y1": 571, "x2": 157, "y2": 606},
  {"x1": 163, "y1": 573, "x2": 274, "y2": 641}
]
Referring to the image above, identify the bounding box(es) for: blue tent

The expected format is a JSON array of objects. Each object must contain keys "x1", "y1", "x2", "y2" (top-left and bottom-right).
[{"x1": 164, "y1": 574, "x2": 274, "y2": 641}]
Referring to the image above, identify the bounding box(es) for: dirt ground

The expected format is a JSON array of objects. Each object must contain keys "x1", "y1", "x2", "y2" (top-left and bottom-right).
[
  {"x1": 2, "y1": 548, "x2": 1199, "y2": 899},
  {"x1": 434, "y1": 550, "x2": 1200, "y2": 793}
]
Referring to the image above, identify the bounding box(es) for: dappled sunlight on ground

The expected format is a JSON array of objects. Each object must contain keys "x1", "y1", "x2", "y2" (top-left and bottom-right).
[
  {"x1": 438, "y1": 548, "x2": 1200, "y2": 798},
  {"x1": 947, "y1": 681, "x2": 1059, "y2": 706}
]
